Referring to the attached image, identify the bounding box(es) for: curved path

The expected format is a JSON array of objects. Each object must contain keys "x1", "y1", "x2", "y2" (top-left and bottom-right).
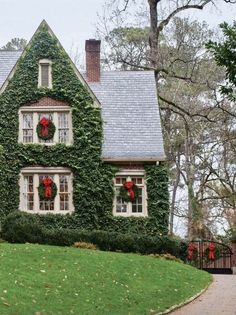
[{"x1": 170, "y1": 275, "x2": 236, "y2": 315}]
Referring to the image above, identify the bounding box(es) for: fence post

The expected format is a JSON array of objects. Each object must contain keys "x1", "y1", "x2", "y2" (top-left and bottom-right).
[{"x1": 231, "y1": 241, "x2": 236, "y2": 274}]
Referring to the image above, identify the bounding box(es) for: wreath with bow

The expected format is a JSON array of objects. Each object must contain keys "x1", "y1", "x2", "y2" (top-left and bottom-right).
[
  {"x1": 38, "y1": 176, "x2": 57, "y2": 201},
  {"x1": 37, "y1": 117, "x2": 56, "y2": 140},
  {"x1": 119, "y1": 181, "x2": 140, "y2": 202},
  {"x1": 204, "y1": 243, "x2": 221, "y2": 261},
  {"x1": 187, "y1": 243, "x2": 198, "y2": 261}
]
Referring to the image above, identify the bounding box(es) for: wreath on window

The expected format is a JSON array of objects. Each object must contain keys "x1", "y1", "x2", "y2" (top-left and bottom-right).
[
  {"x1": 119, "y1": 181, "x2": 139, "y2": 202},
  {"x1": 38, "y1": 176, "x2": 57, "y2": 201},
  {"x1": 36, "y1": 117, "x2": 56, "y2": 140}
]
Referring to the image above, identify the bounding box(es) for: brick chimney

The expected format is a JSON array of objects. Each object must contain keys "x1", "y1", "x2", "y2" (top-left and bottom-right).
[{"x1": 85, "y1": 39, "x2": 101, "y2": 82}]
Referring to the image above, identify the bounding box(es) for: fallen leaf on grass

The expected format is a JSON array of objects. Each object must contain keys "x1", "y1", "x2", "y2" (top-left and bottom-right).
[{"x1": 3, "y1": 302, "x2": 10, "y2": 307}]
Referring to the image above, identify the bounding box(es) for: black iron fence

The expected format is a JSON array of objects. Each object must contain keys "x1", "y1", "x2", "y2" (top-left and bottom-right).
[{"x1": 187, "y1": 240, "x2": 233, "y2": 274}]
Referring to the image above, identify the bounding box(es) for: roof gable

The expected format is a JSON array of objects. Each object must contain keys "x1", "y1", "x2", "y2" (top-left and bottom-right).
[{"x1": 0, "y1": 20, "x2": 100, "y2": 106}]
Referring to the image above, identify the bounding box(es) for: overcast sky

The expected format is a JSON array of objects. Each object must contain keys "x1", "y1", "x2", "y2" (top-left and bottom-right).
[{"x1": 0, "y1": 0, "x2": 236, "y2": 62}]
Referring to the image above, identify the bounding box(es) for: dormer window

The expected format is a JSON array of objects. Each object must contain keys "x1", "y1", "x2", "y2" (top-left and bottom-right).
[{"x1": 38, "y1": 59, "x2": 52, "y2": 88}]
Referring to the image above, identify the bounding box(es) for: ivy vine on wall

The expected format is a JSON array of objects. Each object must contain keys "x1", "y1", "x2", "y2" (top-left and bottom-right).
[{"x1": 0, "y1": 23, "x2": 169, "y2": 235}]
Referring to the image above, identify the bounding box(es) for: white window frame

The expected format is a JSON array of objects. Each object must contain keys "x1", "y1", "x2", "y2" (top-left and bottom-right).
[
  {"x1": 113, "y1": 169, "x2": 148, "y2": 217},
  {"x1": 38, "y1": 59, "x2": 52, "y2": 89},
  {"x1": 19, "y1": 167, "x2": 74, "y2": 214},
  {"x1": 18, "y1": 106, "x2": 73, "y2": 145}
]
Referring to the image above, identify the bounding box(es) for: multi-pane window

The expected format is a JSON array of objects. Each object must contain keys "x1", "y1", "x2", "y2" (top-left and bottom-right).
[
  {"x1": 58, "y1": 113, "x2": 69, "y2": 143},
  {"x1": 114, "y1": 173, "x2": 147, "y2": 217},
  {"x1": 59, "y1": 175, "x2": 69, "y2": 211},
  {"x1": 20, "y1": 168, "x2": 73, "y2": 214},
  {"x1": 23, "y1": 113, "x2": 33, "y2": 143},
  {"x1": 19, "y1": 107, "x2": 72, "y2": 145},
  {"x1": 24, "y1": 175, "x2": 34, "y2": 211},
  {"x1": 38, "y1": 59, "x2": 52, "y2": 89}
]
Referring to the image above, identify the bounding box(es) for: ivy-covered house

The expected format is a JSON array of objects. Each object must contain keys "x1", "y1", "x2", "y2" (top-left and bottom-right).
[{"x1": 0, "y1": 21, "x2": 169, "y2": 235}]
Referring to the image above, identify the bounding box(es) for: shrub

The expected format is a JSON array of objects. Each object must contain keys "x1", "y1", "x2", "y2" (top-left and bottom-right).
[
  {"x1": 2, "y1": 212, "x2": 186, "y2": 259},
  {"x1": 73, "y1": 242, "x2": 97, "y2": 250},
  {"x1": 1, "y1": 211, "x2": 43, "y2": 243}
]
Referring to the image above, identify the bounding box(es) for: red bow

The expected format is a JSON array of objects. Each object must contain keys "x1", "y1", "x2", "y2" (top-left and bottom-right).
[
  {"x1": 208, "y1": 243, "x2": 215, "y2": 260},
  {"x1": 42, "y1": 176, "x2": 52, "y2": 199},
  {"x1": 187, "y1": 243, "x2": 197, "y2": 260},
  {"x1": 124, "y1": 181, "x2": 135, "y2": 201},
  {"x1": 40, "y1": 117, "x2": 49, "y2": 136}
]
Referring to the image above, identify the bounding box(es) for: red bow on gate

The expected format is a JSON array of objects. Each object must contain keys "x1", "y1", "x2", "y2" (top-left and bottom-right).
[
  {"x1": 40, "y1": 117, "x2": 50, "y2": 136},
  {"x1": 208, "y1": 243, "x2": 215, "y2": 260},
  {"x1": 124, "y1": 181, "x2": 135, "y2": 201},
  {"x1": 42, "y1": 176, "x2": 52, "y2": 199},
  {"x1": 187, "y1": 243, "x2": 197, "y2": 260}
]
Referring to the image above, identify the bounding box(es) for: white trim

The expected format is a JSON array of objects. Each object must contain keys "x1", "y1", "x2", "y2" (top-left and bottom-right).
[
  {"x1": 20, "y1": 106, "x2": 71, "y2": 111},
  {"x1": 38, "y1": 59, "x2": 52, "y2": 89},
  {"x1": 19, "y1": 167, "x2": 74, "y2": 214},
  {"x1": 103, "y1": 157, "x2": 167, "y2": 162},
  {"x1": 113, "y1": 170, "x2": 148, "y2": 217},
  {"x1": 21, "y1": 167, "x2": 72, "y2": 173},
  {"x1": 18, "y1": 106, "x2": 73, "y2": 145}
]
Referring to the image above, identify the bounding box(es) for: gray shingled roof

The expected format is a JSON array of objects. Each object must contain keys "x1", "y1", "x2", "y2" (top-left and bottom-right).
[
  {"x1": 0, "y1": 51, "x2": 22, "y2": 88},
  {"x1": 87, "y1": 71, "x2": 165, "y2": 161},
  {"x1": 0, "y1": 51, "x2": 165, "y2": 161}
]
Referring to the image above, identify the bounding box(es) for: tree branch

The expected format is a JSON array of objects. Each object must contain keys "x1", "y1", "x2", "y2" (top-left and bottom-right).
[{"x1": 157, "y1": 0, "x2": 212, "y2": 34}]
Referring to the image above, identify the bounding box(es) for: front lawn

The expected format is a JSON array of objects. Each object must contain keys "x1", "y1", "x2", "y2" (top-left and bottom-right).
[{"x1": 0, "y1": 243, "x2": 212, "y2": 315}]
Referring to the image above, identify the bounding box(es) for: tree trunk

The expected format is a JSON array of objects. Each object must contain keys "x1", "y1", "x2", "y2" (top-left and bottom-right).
[{"x1": 148, "y1": 0, "x2": 159, "y2": 82}]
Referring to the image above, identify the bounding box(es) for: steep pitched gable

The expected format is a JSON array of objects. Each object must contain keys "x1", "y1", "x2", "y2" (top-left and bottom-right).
[{"x1": 0, "y1": 20, "x2": 100, "y2": 107}]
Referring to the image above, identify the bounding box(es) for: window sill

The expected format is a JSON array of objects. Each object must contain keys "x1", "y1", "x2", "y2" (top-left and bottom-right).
[
  {"x1": 113, "y1": 213, "x2": 148, "y2": 218},
  {"x1": 18, "y1": 142, "x2": 73, "y2": 146},
  {"x1": 21, "y1": 210, "x2": 74, "y2": 215}
]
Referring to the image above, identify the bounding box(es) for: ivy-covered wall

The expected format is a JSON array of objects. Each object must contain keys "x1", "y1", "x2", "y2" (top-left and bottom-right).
[{"x1": 0, "y1": 23, "x2": 169, "y2": 235}]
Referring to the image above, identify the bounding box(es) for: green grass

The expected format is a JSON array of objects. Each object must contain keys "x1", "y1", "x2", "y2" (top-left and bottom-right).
[{"x1": 0, "y1": 243, "x2": 212, "y2": 315}]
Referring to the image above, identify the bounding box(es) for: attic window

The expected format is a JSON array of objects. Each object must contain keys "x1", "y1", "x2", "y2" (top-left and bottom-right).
[{"x1": 38, "y1": 59, "x2": 52, "y2": 88}]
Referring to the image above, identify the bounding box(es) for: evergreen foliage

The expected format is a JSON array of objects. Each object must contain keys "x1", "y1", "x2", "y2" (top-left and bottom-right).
[
  {"x1": 0, "y1": 22, "x2": 169, "y2": 234},
  {"x1": 207, "y1": 22, "x2": 236, "y2": 100}
]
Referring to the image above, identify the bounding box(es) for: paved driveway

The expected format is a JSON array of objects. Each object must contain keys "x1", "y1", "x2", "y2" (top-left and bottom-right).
[{"x1": 170, "y1": 275, "x2": 236, "y2": 315}]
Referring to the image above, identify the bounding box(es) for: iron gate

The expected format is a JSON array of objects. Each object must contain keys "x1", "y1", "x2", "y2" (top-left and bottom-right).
[{"x1": 187, "y1": 240, "x2": 233, "y2": 274}]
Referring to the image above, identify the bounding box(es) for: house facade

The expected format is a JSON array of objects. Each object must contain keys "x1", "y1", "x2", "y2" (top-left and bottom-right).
[{"x1": 0, "y1": 21, "x2": 169, "y2": 235}]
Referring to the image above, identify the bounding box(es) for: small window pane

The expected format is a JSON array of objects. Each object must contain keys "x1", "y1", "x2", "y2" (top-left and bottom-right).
[
  {"x1": 116, "y1": 178, "x2": 121, "y2": 184},
  {"x1": 137, "y1": 178, "x2": 143, "y2": 184}
]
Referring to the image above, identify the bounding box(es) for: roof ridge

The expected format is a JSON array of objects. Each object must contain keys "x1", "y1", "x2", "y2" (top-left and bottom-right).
[{"x1": 0, "y1": 50, "x2": 22, "y2": 52}]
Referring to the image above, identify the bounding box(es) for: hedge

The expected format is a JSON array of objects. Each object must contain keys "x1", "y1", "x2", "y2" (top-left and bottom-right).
[{"x1": 1, "y1": 212, "x2": 187, "y2": 259}]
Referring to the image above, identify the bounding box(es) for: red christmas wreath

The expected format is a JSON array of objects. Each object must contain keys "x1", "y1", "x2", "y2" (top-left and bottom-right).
[
  {"x1": 187, "y1": 243, "x2": 198, "y2": 261},
  {"x1": 38, "y1": 176, "x2": 57, "y2": 201},
  {"x1": 37, "y1": 117, "x2": 56, "y2": 140},
  {"x1": 119, "y1": 181, "x2": 140, "y2": 202}
]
